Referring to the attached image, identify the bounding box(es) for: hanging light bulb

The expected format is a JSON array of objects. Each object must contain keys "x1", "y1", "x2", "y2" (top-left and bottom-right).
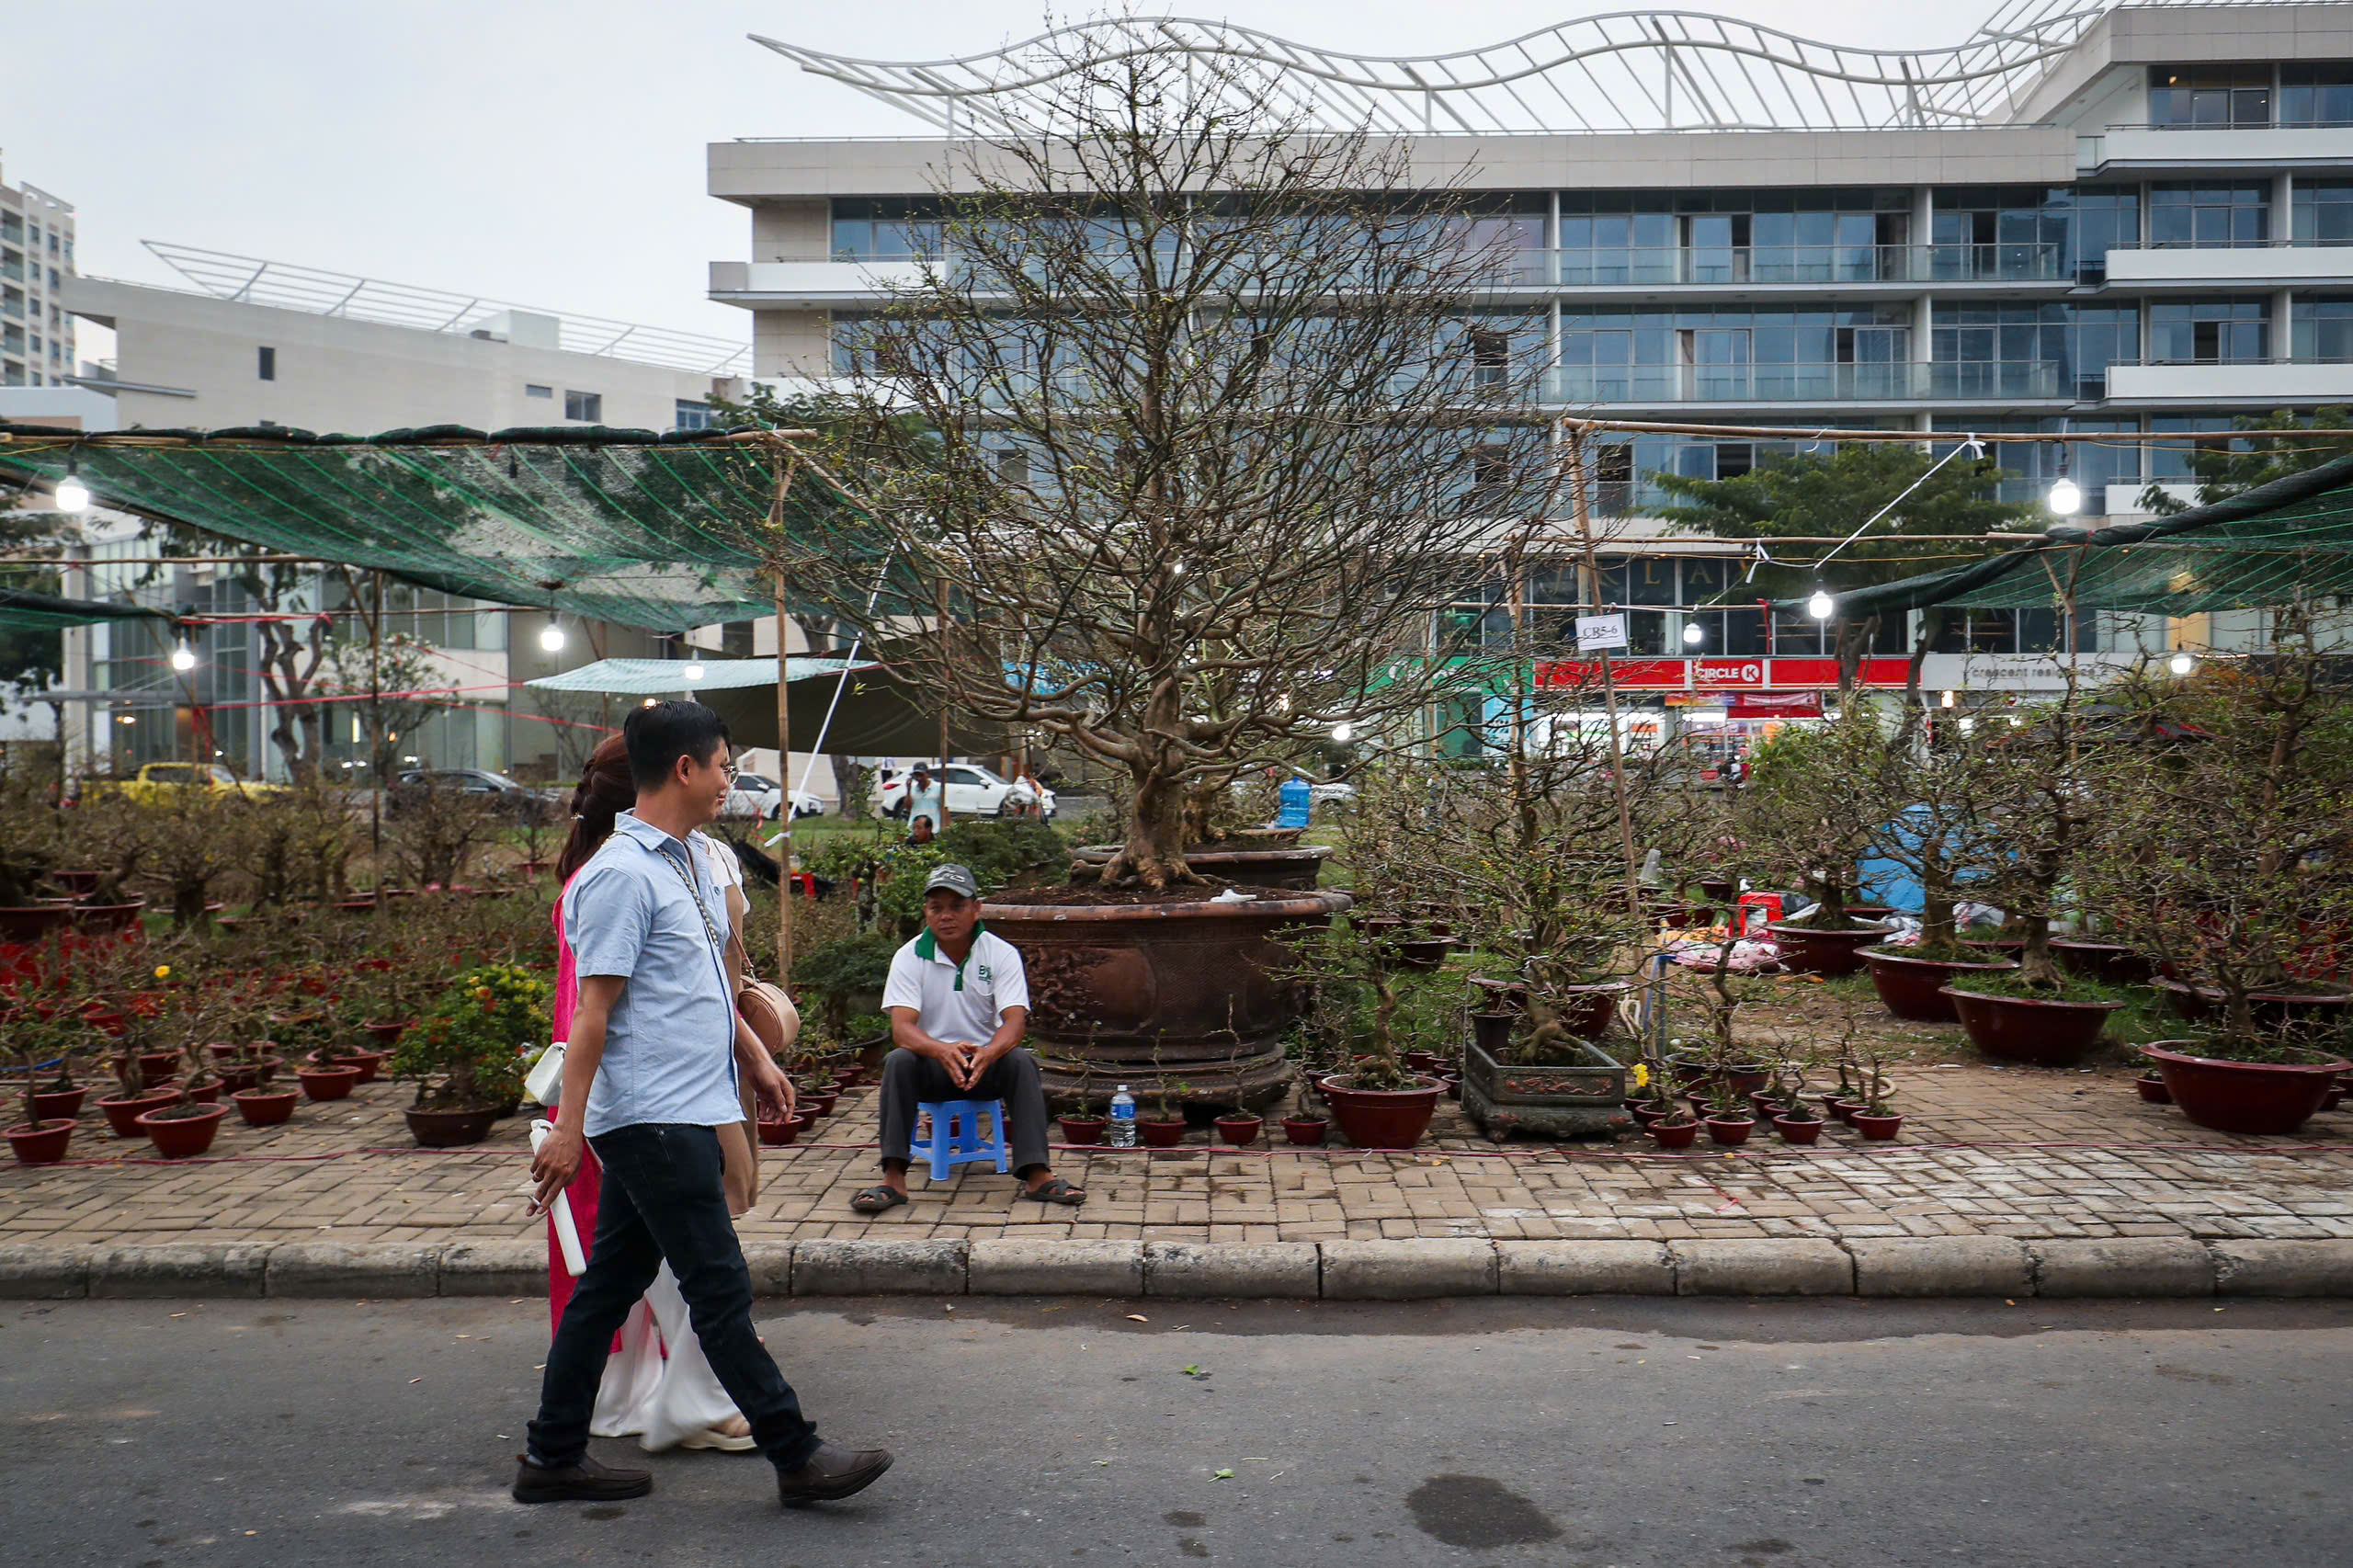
[
  {"x1": 1681, "y1": 620, "x2": 1705, "y2": 646},
  {"x1": 1806, "y1": 589, "x2": 1835, "y2": 620},
  {"x1": 169, "y1": 642, "x2": 198, "y2": 673},
  {"x1": 2169, "y1": 651, "x2": 2196, "y2": 676},
  {"x1": 1330, "y1": 722, "x2": 1354, "y2": 743},
  {"x1": 2047, "y1": 476, "x2": 2082, "y2": 516},
  {"x1": 539, "y1": 620, "x2": 567, "y2": 653},
  {"x1": 54, "y1": 459, "x2": 90, "y2": 514},
  {"x1": 683, "y1": 662, "x2": 706, "y2": 681}
]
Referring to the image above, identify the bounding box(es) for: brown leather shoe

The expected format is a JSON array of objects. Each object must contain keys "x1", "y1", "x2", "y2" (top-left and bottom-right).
[
  {"x1": 512, "y1": 1452, "x2": 654, "y2": 1505},
  {"x1": 774, "y1": 1441, "x2": 893, "y2": 1506}
]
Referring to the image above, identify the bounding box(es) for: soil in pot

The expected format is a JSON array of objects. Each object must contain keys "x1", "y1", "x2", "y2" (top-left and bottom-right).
[
  {"x1": 1703, "y1": 1114, "x2": 1756, "y2": 1146},
  {"x1": 97, "y1": 1087, "x2": 181, "y2": 1138},
  {"x1": 1058, "y1": 1116, "x2": 1108, "y2": 1145},
  {"x1": 1772, "y1": 1113, "x2": 1824, "y2": 1145},
  {"x1": 1861, "y1": 947, "x2": 2018, "y2": 1023},
  {"x1": 2140, "y1": 1041, "x2": 2350, "y2": 1136},
  {"x1": 1649, "y1": 1119, "x2": 1699, "y2": 1149},
  {"x1": 138, "y1": 1103, "x2": 230, "y2": 1158},
  {"x1": 1280, "y1": 1116, "x2": 1329, "y2": 1147},
  {"x1": 6, "y1": 1118, "x2": 75, "y2": 1165},
  {"x1": 404, "y1": 1104, "x2": 499, "y2": 1147},
  {"x1": 296, "y1": 1064, "x2": 363, "y2": 1102},
  {"x1": 1317, "y1": 1074, "x2": 1443, "y2": 1150},
  {"x1": 232, "y1": 1088, "x2": 300, "y2": 1127},
  {"x1": 1851, "y1": 1111, "x2": 1904, "y2": 1142},
  {"x1": 1943, "y1": 984, "x2": 2127, "y2": 1067},
  {"x1": 1137, "y1": 1117, "x2": 1188, "y2": 1148},
  {"x1": 1214, "y1": 1114, "x2": 1264, "y2": 1146}
]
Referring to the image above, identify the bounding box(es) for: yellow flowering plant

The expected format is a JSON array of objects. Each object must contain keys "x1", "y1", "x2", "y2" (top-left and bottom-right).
[{"x1": 389, "y1": 962, "x2": 548, "y2": 1111}]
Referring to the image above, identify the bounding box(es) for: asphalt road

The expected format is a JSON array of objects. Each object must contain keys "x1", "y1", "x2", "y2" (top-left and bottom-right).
[{"x1": 4, "y1": 1293, "x2": 2348, "y2": 1568}]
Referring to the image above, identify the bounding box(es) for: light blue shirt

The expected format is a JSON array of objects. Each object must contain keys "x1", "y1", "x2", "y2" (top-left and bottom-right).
[
  {"x1": 563, "y1": 811, "x2": 740, "y2": 1139},
  {"x1": 906, "y1": 778, "x2": 946, "y2": 832}
]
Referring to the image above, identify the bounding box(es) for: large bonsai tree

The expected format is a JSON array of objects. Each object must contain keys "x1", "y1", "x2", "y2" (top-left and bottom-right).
[{"x1": 800, "y1": 36, "x2": 1556, "y2": 889}]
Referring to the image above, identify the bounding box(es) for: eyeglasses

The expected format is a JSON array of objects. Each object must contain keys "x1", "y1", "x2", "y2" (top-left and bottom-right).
[{"x1": 719, "y1": 763, "x2": 740, "y2": 783}]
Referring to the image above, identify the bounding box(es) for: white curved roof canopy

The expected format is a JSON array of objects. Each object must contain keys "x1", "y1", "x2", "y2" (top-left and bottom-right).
[{"x1": 754, "y1": 0, "x2": 2180, "y2": 136}]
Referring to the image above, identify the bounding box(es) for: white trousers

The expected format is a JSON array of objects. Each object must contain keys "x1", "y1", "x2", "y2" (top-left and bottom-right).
[{"x1": 587, "y1": 1263, "x2": 745, "y2": 1450}]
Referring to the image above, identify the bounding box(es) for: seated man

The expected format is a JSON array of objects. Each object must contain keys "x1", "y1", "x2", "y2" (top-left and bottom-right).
[{"x1": 852, "y1": 863, "x2": 1084, "y2": 1212}]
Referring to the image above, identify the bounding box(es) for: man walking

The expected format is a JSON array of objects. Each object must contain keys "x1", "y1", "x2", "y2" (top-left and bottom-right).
[
  {"x1": 851, "y1": 864, "x2": 1085, "y2": 1212},
  {"x1": 903, "y1": 763, "x2": 948, "y2": 840},
  {"x1": 519, "y1": 700, "x2": 892, "y2": 1508}
]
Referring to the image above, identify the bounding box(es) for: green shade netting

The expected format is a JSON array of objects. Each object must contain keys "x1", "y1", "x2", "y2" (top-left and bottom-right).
[
  {"x1": 1788, "y1": 449, "x2": 2353, "y2": 619},
  {"x1": 0, "y1": 585, "x2": 176, "y2": 631},
  {"x1": 0, "y1": 424, "x2": 872, "y2": 634}
]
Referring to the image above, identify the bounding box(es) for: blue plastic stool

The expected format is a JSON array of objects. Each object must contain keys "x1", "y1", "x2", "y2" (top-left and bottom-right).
[{"x1": 914, "y1": 1099, "x2": 1010, "y2": 1183}]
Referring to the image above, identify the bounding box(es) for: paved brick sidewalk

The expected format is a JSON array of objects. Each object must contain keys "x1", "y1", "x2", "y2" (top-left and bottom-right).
[{"x1": 6, "y1": 1062, "x2": 2350, "y2": 1254}]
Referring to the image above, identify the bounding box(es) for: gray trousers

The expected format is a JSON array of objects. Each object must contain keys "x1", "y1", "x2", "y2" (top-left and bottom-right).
[{"x1": 876, "y1": 1046, "x2": 1051, "y2": 1176}]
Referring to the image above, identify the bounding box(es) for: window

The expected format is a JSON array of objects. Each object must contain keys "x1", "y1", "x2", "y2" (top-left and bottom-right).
[
  {"x1": 829, "y1": 197, "x2": 944, "y2": 261},
  {"x1": 674, "y1": 399, "x2": 712, "y2": 431},
  {"x1": 2149, "y1": 300, "x2": 2268, "y2": 363},
  {"x1": 563, "y1": 390, "x2": 602, "y2": 422},
  {"x1": 2280, "y1": 62, "x2": 2353, "y2": 127},
  {"x1": 2294, "y1": 297, "x2": 2353, "y2": 361},
  {"x1": 525, "y1": 383, "x2": 553, "y2": 399},
  {"x1": 2148, "y1": 183, "x2": 2268, "y2": 248},
  {"x1": 256, "y1": 346, "x2": 276, "y2": 381},
  {"x1": 2148, "y1": 64, "x2": 2273, "y2": 128},
  {"x1": 995, "y1": 447, "x2": 1031, "y2": 487},
  {"x1": 2292, "y1": 183, "x2": 2353, "y2": 245}
]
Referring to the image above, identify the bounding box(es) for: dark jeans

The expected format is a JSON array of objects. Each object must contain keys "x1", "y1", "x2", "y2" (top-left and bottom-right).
[
  {"x1": 877, "y1": 1047, "x2": 1051, "y2": 1176},
  {"x1": 527, "y1": 1122, "x2": 820, "y2": 1471}
]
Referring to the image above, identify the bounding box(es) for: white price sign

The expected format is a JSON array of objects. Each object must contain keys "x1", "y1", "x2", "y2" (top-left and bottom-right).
[{"x1": 1574, "y1": 613, "x2": 1629, "y2": 652}]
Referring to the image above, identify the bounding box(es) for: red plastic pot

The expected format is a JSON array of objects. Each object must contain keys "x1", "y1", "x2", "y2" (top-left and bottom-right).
[
  {"x1": 1137, "y1": 1117, "x2": 1188, "y2": 1148},
  {"x1": 1213, "y1": 1115, "x2": 1264, "y2": 1147},
  {"x1": 2141, "y1": 1041, "x2": 2350, "y2": 1136},
  {"x1": 1944, "y1": 985, "x2": 2127, "y2": 1067},
  {"x1": 137, "y1": 1103, "x2": 230, "y2": 1158},
  {"x1": 361, "y1": 1019, "x2": 410, "y2": 1049},
  {"x1": 803, "y1": 1090, "x2": 840, "y2": 1118},
  {"x1": 1058, "y1": 1116, "x2": 1108, "y2": 1146},
  {"x1": 97, "y1": 1087, "x2": 181, "y2": 1137},
  {"x1": 1772, "y1": 1114, "x2": 1824, "y2": 1145},
  {"x1": 1316, "y1": 1074, "x2": 1443, "y2": 1150},
  {"x1": 1862, "y1": 948, "x2": 2018, "y2": 1023},
  {"x1": 756, "y1": 1117, "x2": 798, "y2": 1146},
  {"x1": 1826, "y1": 1097, "x2": 1864, "y2": 1126},
  {"x1": 1703, "y1": 1114, "x2": 1756, "y2": 1146},
  {"x1": 324, "y1": 1049, "x2": 389, "y2": 1085},
  {"x1": 213, "y1": 1056, "x2": 286, "y2": 1094},
  {"x1": 2052, "y1": 940, "x2": 2154, "y2": 985},
  {"x1": 112, "y1": 1050, "x2": 181, "y2": 1084},
  {"x1": 1851, "y1": 1111, "x2": 1904, "y2": 1142},
  {"x1": 1768, "y1": 920, "x2": 1893, "y2": 977},
  {"x1": 1649, "y1": 1119, "x2": 1699, "y2": 1149},
  {"x1": 295, "y1": 1064, "x2": 363, "y2": 1102},
  {"x1": 28, "y1": 1084, "x2": 86, "y2": 1120},
  {"x1": 2135, "y1": 1074, "x2": 2174, "y2": 1105},
  {"x1": 6, "y1": 1118, "x2": 75, "y2": 1165},
  {"x1": 1629, "y1": 1101, "x2": 1666, "y2": 1130},
  {"x1": 232, "y1": 1088, "x2": 300, "y2": 1127},
  {"x1": 1280, "y1": 1116, "x2": 1329, "y2": 1147}
]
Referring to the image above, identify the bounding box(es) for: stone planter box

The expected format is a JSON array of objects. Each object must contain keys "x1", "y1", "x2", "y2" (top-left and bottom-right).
[{"x1": 1461, "y1": 1036, "x2": 1632, "y2": 1140}]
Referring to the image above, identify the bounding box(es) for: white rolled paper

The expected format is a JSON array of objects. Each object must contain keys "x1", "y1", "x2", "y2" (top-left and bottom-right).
[{"x1": 529, "y1": 1119, "x2": 587, "y2": 1277}]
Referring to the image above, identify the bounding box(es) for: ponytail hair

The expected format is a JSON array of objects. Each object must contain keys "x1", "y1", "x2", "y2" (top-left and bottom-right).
[{"x1": 557, "y1": 733, "x2": 635, "y2": 882}]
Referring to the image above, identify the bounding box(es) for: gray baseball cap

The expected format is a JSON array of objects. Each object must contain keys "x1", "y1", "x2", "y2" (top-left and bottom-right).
[{"x1": 923, "y1": 862, "x2": 981, "y2": 899}]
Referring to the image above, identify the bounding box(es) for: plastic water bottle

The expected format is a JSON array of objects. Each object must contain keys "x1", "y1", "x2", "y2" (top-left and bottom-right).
[{"x1": 1108, "y1": 1085, "x2": 1137, "y2": 1147}]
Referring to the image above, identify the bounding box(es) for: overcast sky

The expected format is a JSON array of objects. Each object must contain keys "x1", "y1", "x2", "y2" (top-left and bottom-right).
[{"x1": 8, "y1": 1, "x2": 1995, "y2": 347}]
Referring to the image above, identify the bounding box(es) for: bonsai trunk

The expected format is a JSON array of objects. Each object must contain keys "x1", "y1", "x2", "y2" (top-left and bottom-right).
[
  {"x1": 1097, "y1": 767, "x2": 1195, "y2": 890},
  {"x1": 1917, "y1": 869, "x2": 1958, "y2": 950},
  {"x1": 1805, "y1": 869, "x2": 1848, "y2": 926},
  {"x1": 2018, "y1": 913, "x2": 2061, "y2": 987}
]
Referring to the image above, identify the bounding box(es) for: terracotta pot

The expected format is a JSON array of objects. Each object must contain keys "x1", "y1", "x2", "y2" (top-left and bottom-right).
[
  {"x1": 2135, "y1": 1073, "x2": 2173, "y2": 1105},
  {"x1": 756, "y1": 1118, "x2": 798, "y2": 1146},
  {"x1": 1316, "y1": 1074, "x2": 1443, "y2": 1150},
  {"x1": 1649, "y1": 1119, "x2": 1699, "y2": 1149},
  {"x1": 0, "y1": 903, "x2": 75, "y2": 944},
  {"x1": 137, "y1": 1103, "x2": 229, "y2": 1158},
  {"x1": 2153, "y1": 978, "x2": 2353, "y2": 1032},
  {"x1": 2052, "y1": 940, "x2": 2154, "y2": 985},
  {"x1": 324, "y1": 1049, "x2": 390, "y2": 1085},
  {"x1": 1725, "y1": 1063, "x2": 1774, "y2": 1096},
  {"x1": 69, "y1": 899, "x2": 149, "y2": 935},
  {"x1": 987, "y1": 889, "x2": 1352, "y2": 1111},
  {"x1": 112, "y1": 1050, "x2": 181, "y2": 1083},
  {"x1": 183, "y1": 1082, "x2": 221, "y2": 1106},
  {"x1": 1396, "y1": 937, "x2": 1453, "y2": 970},
  {"x1": 295, "y1": 1064, "x2": 363, "y2": 1102},
  {"x1": 1747, "y1": 1094, "x2": 1786, "y2": 1119},
  {"x1": 1058, "y1": 1116, "x2": 1107, "y2": 1146},
  {"x1": 1213, "y1": 1114, "x2": 1264, "y2": 1147},
  {"x1": 213, "y1": 1057, "x2": 286, "y2": 1094},
  {"x1": 1280, "y1": 1116, "x2": 1329, "y2": 1147},
  {"x1": 1944, "y1": 985, "x2": 2127, "y2": 1066},
  {"x1": 2140, "y1": 1041, "x2": 2350, "y2": 1136},
  {"x1": 97, "y1": 1088, "x2": 181, "y2": 1137},
  {"x1": 232, "y1": 1088, "x2": 300, "y2": 1127},
  {"x1": 404, "y1": 1105, "x2": 499, "y2": 1147},
  {"x1": 28, "y1": 1084, "x2": 86, "y2": 1120},
  {"x1": 1403, "y1": 1051, "x2": 1446, "y2": 1074},
  {"x1": 1768, "y1": 921, "x2": 1893, "y2": 977},
  {"x1": 1772, "y1": 1113, "x2": 1824, "y2": 1144},
  {"x1": 788, "y1": 1108, "x2": 817, "y2": 1131},
  {"x1": 1629, "y1": 1101, "x2": 1666, "y2": 1129},
  {"x1": 1851, "y1": 1111, "x2": 1904, "y2": 1141},
  {"x1": 6, "y1": 1118, "x2": 75, "y2": 1165},
  {"x1": 1862, "y1": 948, "x2": 2018, "y2": 1023},
  {"x1": 1550, "y1": 983, "x2": 1631, "y2": 1040},
  {"x1": 1703, "y1": 1114, "x2": 1756, "y2": 1146},
  {"x1": 1826, "y1": 1097, "x2": 1864, "y2": 1126},
  {"x1": 1070, "y1": 842, "x2": 1334, "y2": 891},
  {"x1": 1137, "y1": 1117, "x2": 1188, "y2": 1148},
  {"x1": 361, "y1": 1019, "x2": 410, "y2": 1049},
  {"x1": 803, "y1": 1090, "x2": 839, "y2": 1118}
]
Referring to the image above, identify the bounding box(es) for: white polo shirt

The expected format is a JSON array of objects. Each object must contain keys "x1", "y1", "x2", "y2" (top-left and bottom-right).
[{"x1": 881, "y1": 926, "x2": 1029, "y2": 1045}]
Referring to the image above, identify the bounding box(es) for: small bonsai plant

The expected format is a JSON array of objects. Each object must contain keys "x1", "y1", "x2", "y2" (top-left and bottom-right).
[{"x1": 390, "y1": 963, "x2": 547, "y2": 1111}]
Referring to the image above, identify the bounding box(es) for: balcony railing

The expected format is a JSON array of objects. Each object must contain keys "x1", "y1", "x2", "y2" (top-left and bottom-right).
[
  {"x1": 1546, "y1": 360, "x2": 2064, "y2": 403},
  {"x1": 1510, "y1": 244, "x2": 2066, "y2": 287}
]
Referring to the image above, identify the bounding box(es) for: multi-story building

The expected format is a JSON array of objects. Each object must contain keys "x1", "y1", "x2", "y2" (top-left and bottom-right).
[
  {"x1": 0, "y1": 155, "x2": 76, "y2": 389},
  {"x1": 52, "y1": 247, "x2": 756, "y2": 784},
  {"x1": 711, "y1": 0, "x2": 2353, "y2": 753}
]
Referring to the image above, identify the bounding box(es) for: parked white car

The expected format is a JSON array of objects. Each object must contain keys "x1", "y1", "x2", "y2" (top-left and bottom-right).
[
  {"x1": 764, "y1": 788, "x2": 827, "y2": 821},
  {"x1": 877, "y1": 763, "x2": 1055, "y2": 820},
  {"x1": 721, "y1": 772, "x2": 783, "y2": 820}
]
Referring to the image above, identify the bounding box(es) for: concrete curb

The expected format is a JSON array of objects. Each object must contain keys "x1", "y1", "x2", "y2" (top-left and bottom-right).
[{"x1": 7, "y1": 1237, "x2": 2353, "y2": 1301}]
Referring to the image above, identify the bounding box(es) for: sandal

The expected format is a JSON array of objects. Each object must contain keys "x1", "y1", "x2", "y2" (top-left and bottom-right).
[
  {"x1": 850, "y1": 1185, "x2": 908, "y2": 1214},
  {"x1": 1021, "y1": 1176, "x2": 1086, "y2": 1207}
]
